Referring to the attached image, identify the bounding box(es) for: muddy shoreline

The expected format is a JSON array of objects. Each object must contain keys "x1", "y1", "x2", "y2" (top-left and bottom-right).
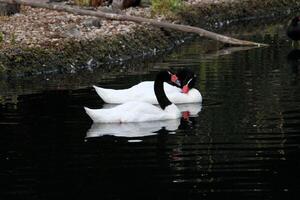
[{"x1": 0, "y1": 0, "x2": 300, "y2": 77}]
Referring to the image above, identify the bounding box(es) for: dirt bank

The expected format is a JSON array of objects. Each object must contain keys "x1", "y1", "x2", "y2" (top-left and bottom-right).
[{"x1": 0, "y1": 0, "x2": 300, "y2": 77}]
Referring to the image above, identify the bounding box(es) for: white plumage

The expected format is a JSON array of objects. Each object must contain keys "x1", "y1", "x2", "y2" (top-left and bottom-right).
[
  {"x1": 84, "y1": 102, "x2": 180, "y2": 123},
  {"x1": 93, "y1": 82, "x2": 202, "y2": 104}
]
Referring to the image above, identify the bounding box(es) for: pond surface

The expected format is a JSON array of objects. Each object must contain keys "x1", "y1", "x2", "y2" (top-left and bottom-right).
[{"x1": 1, "y1": 19, "x2": 300, "y2": 200}]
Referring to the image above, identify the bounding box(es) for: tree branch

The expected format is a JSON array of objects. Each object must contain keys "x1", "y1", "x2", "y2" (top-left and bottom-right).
[{"x1": 0, "y1": 0, "x2": 268, "y2": 46}]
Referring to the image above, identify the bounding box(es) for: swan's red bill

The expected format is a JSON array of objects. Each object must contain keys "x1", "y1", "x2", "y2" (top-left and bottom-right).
[
  {"x1": 171, "y1": 74, "x2": 181, "y2": 86},
  {"x1": 171, "y1": 74, "x2": 177, "y2": 82},
  {"x1": 182, "y1": 85, "x2": 190, "y2": 94}
]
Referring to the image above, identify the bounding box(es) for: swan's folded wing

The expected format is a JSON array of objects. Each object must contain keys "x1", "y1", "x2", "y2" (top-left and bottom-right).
[
  {"x1": 167, "y1": 88, "x2": 202, "y2": 104},
  {"x1": 93, "y1": 82, "x2": 183, "y2": 104}
]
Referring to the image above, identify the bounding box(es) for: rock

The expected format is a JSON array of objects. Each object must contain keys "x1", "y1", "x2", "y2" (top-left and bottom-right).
[
  {"x1": 64, "y1": 24, "x2": 82, "y2": 38},
  {"x1": 74, "y1": 0, "x2": 103, "y2": 7},
  {"x1": 112, "y1": 0, "x2": 141, "y2": 10},
  {"x1": 0, "y1": 3, "x2": 20, "y2": 16},
  {"x1": 82, "y1": 17, "x2": 102, "y2": 28}
]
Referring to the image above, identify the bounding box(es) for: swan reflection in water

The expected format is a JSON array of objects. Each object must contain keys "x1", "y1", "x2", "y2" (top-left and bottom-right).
[
  {"x1": 287, "y1": 49, "x2": 300, "y2": 75},
  {"x1": 86, "y1": 103, "x2": 202, "y2": 138},
  {"x1": 287, "y1": 49, "x2": 300, "y2": 85}
]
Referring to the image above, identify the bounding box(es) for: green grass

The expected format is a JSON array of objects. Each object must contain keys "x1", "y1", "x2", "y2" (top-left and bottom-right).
[
  {"x1": 0, "y1": 32, "x2": 3, "y2": 43},
  {"x1": 151, "y1": 0, "x2": 184, "y2": 16},
  {"x1": 10, "y1": 33, "x2": 16, "y2": 45},
  {"x1": 74, "y1": 0, "x2": 91, "y2": 6}
]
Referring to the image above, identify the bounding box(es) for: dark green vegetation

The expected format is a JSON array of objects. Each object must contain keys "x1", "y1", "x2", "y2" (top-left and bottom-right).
[{"x1": 151, "y1": 0, "x2": 185, "y2": 16}]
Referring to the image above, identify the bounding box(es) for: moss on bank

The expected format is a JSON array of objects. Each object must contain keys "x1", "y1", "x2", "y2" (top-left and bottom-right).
[
  {"x1": 0, "y1": 0, "x2": 300, "y2": 76},
  {"x1": 179, "y1": 0, "x2": 300, "y2": 27},
  {"x1": 0, "y1": 26, "x2": 185, "y2": 76}
]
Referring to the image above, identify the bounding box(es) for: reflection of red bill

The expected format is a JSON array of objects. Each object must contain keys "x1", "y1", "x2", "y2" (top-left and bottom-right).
[
  {"x1": 182, "y1": 111, "x2": 190, "y2": 120},
  {"x1": 182, "y1": 85, "x2": 190, "y2": 94}
]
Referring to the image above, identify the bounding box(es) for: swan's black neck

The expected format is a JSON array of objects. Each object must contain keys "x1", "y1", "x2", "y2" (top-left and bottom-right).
[
  {"x1": 291, "y1": 17, "x2": 300, "y2": 26},
  {"x1": 154, "y1": 71, "x2": 172, "y2": 110},
  {"x1": 170, "y1": 68, "x2": 196, "y2": 89}
]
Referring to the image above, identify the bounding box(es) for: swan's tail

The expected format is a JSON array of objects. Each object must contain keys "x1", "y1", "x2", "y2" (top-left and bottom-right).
[
  {"x1": 84, "y1": 106, "x2": 116, "y2": 123},
  {"x1": 84, "y1": 107, "x2": 98, "y2": 122},
  {"x1": 93, "y1": 85, "x2": 126, "y2": 104},
  {"x1": 93, "y1": 85, "x2": 110, "y2": 103}
]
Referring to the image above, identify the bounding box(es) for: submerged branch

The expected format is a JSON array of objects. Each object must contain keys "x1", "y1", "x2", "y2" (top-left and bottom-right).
[{"x1": 202, "y1": 45, "x2": 265, "y2": 59}]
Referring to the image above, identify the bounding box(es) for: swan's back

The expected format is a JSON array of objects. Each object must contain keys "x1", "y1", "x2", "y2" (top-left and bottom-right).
[
  {"x1": 94, "y1": 82, "x2": 181, "y2": 104},
  {"x1": 84, "y1": 101, "x2": 180, "y2": 123},
  {"x1": 94, "y1": 83, "x2": 203, "y2": 104}
]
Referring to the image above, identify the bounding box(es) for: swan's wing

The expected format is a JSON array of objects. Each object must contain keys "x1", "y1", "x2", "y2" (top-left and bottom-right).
[
  {"x1": 85, "y1": 102, "x2": 165, "y2": 123},
  {"x1": 118, "y1": 102, "x2": 165, "y2": 122},
  {"x1": 167, "y1": 89, "x2": 202, "y2": 104},
  {"x1": 94, "y1": 82, "x2": 182, "y2": 104},
  {"x1": 94, "y1": 82, "x2": 155, "y2": 104},
  {"x1": 93, "y1": 85, "x2": 132, "y2": 104}
]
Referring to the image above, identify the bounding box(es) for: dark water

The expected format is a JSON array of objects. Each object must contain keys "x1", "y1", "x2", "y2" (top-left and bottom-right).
[{"x1": 1, "y1": 20, "x2": 300, "y2": 200}]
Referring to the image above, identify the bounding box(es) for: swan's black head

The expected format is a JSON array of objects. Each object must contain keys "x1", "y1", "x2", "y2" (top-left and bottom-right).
[
  {"x1": 287, "y1": 16, "x2": 300, "y2": 41},
  {"x1": 157, "y1": 70, "x2": 180, "y2": 86},
  {"x1": 291, "y1": 16, "x2": 300, "y2": 26},
  {"x1": 176, "y1": 69, "x2": 197, "y2": 93}
]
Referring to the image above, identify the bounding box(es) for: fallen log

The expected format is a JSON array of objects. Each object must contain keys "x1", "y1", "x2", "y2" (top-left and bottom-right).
[{"x1": 0, "y1": 0, "x2": 268, "y2": 46}]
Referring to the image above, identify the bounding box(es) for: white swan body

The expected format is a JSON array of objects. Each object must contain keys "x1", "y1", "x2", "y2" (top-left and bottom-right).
[
  {"x1": 93, "y1": 82, "x2": 202, "y2": 104},
  {"x1": 102, "y1": 103, "x2": 202, "y2": 116},
  {"x1": 84, "y1": 102, "x2": 181, "y2": 123},
  {"x1": 86, "y1": 103, "x2": 202, "y2": 138}
]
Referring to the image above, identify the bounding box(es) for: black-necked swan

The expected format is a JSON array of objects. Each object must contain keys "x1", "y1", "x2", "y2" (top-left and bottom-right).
[
  {"x1": 287, "y1": 16, "x2": 300, "y2": 42},
  {"x1": 93, "y1": 69, "x2": 202, "y2": 104},
  {"x1": 84, "y1": 70, "x2": 182, "y2": 123}
]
